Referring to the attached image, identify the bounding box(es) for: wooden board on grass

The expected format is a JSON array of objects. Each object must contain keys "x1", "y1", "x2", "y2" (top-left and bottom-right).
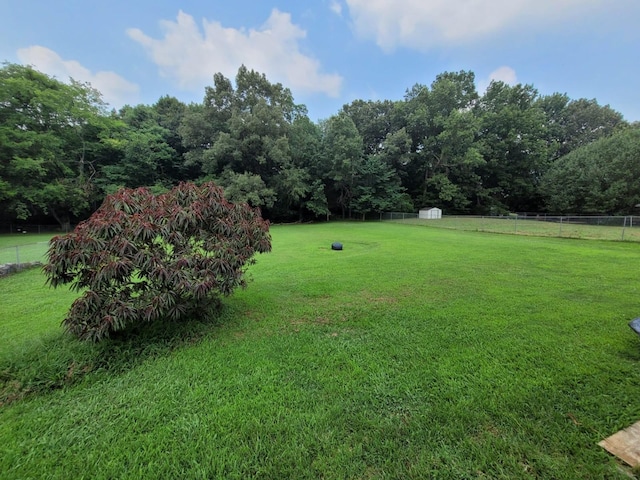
[{"x1": 599, "y1": 420, "x2": 640, "y2": 467}]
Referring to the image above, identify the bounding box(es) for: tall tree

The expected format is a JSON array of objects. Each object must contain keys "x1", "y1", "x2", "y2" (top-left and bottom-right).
[
  {"x1": 400, "y1": 71, "x2": 483, "y2": 212},
  {"x1": 351, "y1": 154, "x2": 412, "y2": 220},
  {"x1": 541, "y1": 126, "x2": 640, "y2": 214},
  {"x1": 476, "y1": 81, "x2": 549, "y2": 213},
  {"x1": 341, "y1": 99, "x2": 396, "y2": 155},
  {"x1": 0, "y1": 63, "x2": 113, "y2": 229},
  {"x1": 558, "y1": 98, "x2": 625, "y2": 157},
  {"x1": 179, "y1": 66, "x2": 312, "y2": 218},
  {"x1": 289, "y1": 116, "x2": 331, "y2": 219},
  {"x1": 154, "y1": 96, "x2": 187, "y2": 154},
  {"x1": 536, "y1": 94, "x2": 626, "y2": 160},
  {"x1": 103, "y1": 104, "x2": 179, "y2": 192},
  {"x1": 322, "y1": 113, "x2": 364, "y2": 218}
]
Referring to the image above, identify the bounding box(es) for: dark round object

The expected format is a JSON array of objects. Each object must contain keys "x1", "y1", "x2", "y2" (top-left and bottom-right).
[{"x1": 331, "y1": 242, "x2": 343, "y2": 251}]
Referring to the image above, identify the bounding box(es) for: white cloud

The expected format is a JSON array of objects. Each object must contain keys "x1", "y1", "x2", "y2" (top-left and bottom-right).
[
  {"x1": 489, "y1": 66, "x2": 517, "y2": 85},
  {"x1": 127, "y1": 9, "x2": 343, "y2": 98},
  {"x1": 478, "y1": 66, "x2": 518, "y2": 92},
  {"x1": 330, "y1": 0, "x2": 343, "y2": 16},
  {"x1": 16, "y1": 45, "x2": 140, "y2": 108},
  {"x1": 344, "y1": 0, "x2": 604, "y2": 51}
]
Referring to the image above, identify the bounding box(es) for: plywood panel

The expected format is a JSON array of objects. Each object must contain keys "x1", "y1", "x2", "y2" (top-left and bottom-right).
[{"x1": 599, "y1": 420, "x2": 640, "y2": 467}]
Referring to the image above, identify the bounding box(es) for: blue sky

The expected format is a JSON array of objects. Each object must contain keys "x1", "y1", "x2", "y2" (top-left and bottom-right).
[{"x1": 2, "y1": 0, "x2": 639, "y2": 122}]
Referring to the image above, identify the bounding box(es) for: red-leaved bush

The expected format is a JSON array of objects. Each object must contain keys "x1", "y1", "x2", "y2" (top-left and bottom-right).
[{"x1": 44, "y1": 182, "x2": 272, "y2": 341}]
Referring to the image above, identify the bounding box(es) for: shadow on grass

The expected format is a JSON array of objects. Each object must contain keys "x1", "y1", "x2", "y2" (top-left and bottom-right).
[
  {"x1": 619, "y1": 336, "x2": 640, "y2": 362},
  {"x1": 0, "y1": 305, "x2": 233, "y2": 407}
]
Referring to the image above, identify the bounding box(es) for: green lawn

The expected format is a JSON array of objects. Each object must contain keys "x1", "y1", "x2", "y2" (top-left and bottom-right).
[
  {"x1": 1, "y1": 222, "x2": 640, "y2": 478},
  {"x1": 0, "y1": 232, "x2": 54, "y2": 248},
  {"x1": 0, "y1": 233, "x2": 52, "y2": 264}
]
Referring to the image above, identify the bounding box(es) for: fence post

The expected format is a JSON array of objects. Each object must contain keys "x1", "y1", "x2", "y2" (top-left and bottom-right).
[
  {"x1": 559, "y1": 217, "x2": 563, "y2": 236},
  {"x1": 622, "y1": 216, "x2": 627, "y2": 241},
  {"x1": 15, "y1": 245, "x2": 20, "y2": 265}
]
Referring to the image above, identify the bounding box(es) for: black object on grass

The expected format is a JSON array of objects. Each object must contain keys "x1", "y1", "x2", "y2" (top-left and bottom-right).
[{"x1": 331, "y1": 242, "x2": 343, "y2": 251}]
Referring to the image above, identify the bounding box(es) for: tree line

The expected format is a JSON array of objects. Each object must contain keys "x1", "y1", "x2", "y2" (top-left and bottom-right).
[{"x1": 1, "y1": 62, "x2": 637, "y2": 228}]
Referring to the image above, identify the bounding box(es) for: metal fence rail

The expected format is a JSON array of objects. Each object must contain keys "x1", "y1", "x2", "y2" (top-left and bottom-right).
[
  {"x1": 382, "y1": 214, "x2": 640, "y2": 242},
  {"x1": 381, "y1": 212, "x2": 419, "y2": 221}
]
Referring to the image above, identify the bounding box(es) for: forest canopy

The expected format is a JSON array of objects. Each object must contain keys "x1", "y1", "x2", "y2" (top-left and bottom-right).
[{"x1": 1, "y1": 62, "x2": 635, "y2": 227}]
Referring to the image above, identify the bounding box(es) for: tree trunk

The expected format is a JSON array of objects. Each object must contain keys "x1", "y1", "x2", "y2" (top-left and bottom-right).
[{"x1": 50, "y1": 208, "x2": 72, "y2": 232}]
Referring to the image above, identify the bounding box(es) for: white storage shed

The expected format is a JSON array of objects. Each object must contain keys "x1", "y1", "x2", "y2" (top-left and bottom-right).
[{"x1": 419, "y1": 207, "x2": 442, "y2": 219}]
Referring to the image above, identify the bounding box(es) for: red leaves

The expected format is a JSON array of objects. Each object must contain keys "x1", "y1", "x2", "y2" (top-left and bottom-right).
[{"x1": 45, "y1": 181, "x2": 272, "y2": 341}]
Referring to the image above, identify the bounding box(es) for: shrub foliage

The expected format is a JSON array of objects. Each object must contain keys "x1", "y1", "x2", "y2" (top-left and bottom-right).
[{"x1": 44, "y1": 182, "x2": 272, "y2": 341}]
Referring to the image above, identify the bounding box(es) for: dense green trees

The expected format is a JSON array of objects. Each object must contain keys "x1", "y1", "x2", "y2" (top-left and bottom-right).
[
  {"x1": 1, "y1": 62, "x2": 634, "y2": 225},
  {"x1": 100, "y1": 104, "x2": 180, "y2": 193},
  {"x1": 179, "y1": 67, "x2": 319, "y2": 219},
  {"x1": 541, "y1": 126, "x2": 640, "y2": 214},
  {"x1": 477, "y1": 81, "x2": 549, "y2": 213},
  {"x1": 0, "y1": 64, "x2": 116, "y2": 229},
  {"x1": 322, "y1": 112, "x2": 364, "y2": 217},
  {"x1": 396, "y1": 72, "x2": 484, "y2": 211}
]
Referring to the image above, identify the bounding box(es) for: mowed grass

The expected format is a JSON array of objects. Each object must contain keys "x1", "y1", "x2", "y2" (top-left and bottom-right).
[
  {"x1": 396, "y1": 216, "x2": 640, "y2": 242},
  {"x1": 0, "y1": 233, "x2": 54, "y2": 248},
  {"x1": 0, "y1": 233, "x2": 52, "y2": 264},
  {"x1": 1, "y1": 222, "x2": 640, "y2": 479}
]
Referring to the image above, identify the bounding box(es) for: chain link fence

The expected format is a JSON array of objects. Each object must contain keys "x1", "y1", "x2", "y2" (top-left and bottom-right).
[
  {"x1": 381, "y1": 212, "x2": 420, "y2": 221},
  {"x1": 382, "y1": 213, "x2": 640, "y2": 242},
  {"x1": 0, "y1": 242, "x2": 50, "y2": 265},
  {"x1": 0, "y1": 225, "x2": 69, "y2": 275}
]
